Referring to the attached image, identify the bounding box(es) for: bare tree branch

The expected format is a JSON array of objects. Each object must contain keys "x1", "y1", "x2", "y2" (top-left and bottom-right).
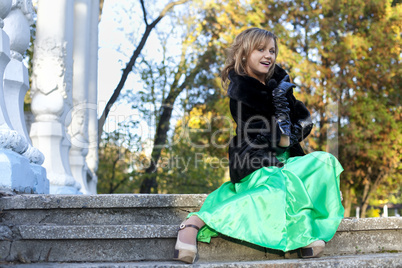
[
  {"x1": 98, "y1": 0, "x2": 189, "y2": 141},
  {"x1": 149, "y1": 0, "x2": 188, "y2": 28},
  {"x1": 140, "y1": 0, "x2": 149, "y2": 26}
]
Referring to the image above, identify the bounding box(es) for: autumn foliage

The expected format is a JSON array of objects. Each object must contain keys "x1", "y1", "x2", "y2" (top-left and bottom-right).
[{"x1": 97, "y1": 0, "x2": 401, "y2": 217}]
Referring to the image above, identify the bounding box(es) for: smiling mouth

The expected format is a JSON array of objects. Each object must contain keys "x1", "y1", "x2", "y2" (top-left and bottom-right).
[{"x1": 261, "y1": 62, "x2": 270, "y2": 66}]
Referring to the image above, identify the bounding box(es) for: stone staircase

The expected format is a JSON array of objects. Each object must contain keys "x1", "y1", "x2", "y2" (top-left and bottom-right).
[{"x1": 0, "y1": 194, "x2": 401, "y2": 267}]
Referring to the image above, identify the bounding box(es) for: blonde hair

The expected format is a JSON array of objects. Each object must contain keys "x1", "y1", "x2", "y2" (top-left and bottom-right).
[{"x1": 221, "y1": 28, "x2": 278, "y2": 88}]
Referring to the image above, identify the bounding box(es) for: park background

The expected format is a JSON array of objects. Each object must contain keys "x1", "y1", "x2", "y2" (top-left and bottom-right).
[{"x1": 25, "y1": 0, "x2": 401, "y2": 219}]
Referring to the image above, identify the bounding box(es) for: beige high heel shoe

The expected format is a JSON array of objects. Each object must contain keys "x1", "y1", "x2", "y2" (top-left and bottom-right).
[
  {"x1": 173, "y1": 222, "x2": 200, "y2": 264},
  {"x1": 299, "y1": 240, "x2": 325, "y2": 258}
]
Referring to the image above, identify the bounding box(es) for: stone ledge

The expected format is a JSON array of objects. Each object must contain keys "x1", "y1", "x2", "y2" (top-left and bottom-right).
[
  {"x1": 18, "y1": 225, "x2": 178, "y2": 239},
  {"x1": 14, "y1": 219, "x2": 402, "y2": 240},
  {"x1": 0, "y1": 194, "x2": 208, "y2": 210},
  {"x1": 0, "y1": 253, "x2": 401, "y2": 267},
  {"x1": 1, "y1": 228, "x2": 401, "y2": 262},
  {"x1": 337, "y1": 217, "x2": 402, "y2": 231},
  {"x1": 1, "y1": 207, "x2": 195, "y2": 226}
]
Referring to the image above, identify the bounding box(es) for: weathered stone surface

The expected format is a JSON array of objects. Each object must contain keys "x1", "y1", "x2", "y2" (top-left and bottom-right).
[
  {"x1": 0, "y1": 225, "x2": 12, "y2": 240},
  {"x1": 7, "y1": 239, "x2": 177, "y2": 262},
  {"x1": 4, "y1": 235, "x2": 284, "y2": 262},
  {"x1": 0, "y1": 194, "x2": 208, "y2": 210},
  {"x1": 197, "y1": 235, "x2": 296, "y2": 262},
  {"x1": 2, "y1": 227, "x2": 401, "y2": 263},
  {"x1": 0, "y1": 253, "x2": 401, "y2": 267},
  {"x1": 1, "y1": 207, "x2": 197, "y2": 226},
  {"x1": 337, "y1": 217, "x2": 402, "y2": 231},
  {"x1": 18, "y1": 225, "x2": 177, "y2": 239},
  {"x1": 327, "y1": 229, "x2": 402, "y2": 255},
  {"x1": 0, "y1": 241, "x2": 11, "y2": 260}
]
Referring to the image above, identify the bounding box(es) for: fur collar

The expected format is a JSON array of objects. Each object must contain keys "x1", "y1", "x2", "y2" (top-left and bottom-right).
[{"x1": 227, "y1": 64, "x2": 289, "y2": 112}]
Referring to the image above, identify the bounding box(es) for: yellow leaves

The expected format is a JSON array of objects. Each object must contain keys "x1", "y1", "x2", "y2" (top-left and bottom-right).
[
  {"x1": 342, "y1": 33, "x2": 370, "y2": 60},
  {"x1": 366, "y1": 208, "x2": 381, "y2": 218},
  {"x1": 187, "y1": 105, "x2": 210, "y2": 128},
  {"x1": 276, "y1": 45, "x2": 302, "y2": 70},
  {"x1": 389, "y1": 24, "x2": 401, "y2": 54}
]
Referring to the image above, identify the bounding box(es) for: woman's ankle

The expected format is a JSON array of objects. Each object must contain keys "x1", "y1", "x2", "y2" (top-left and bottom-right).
[
  {"x1": 177, "y1": 216, "x2": 205, "y2": 245},
  {"x1": 186, "y1": 216, "x2": 205, "y2": 229}
]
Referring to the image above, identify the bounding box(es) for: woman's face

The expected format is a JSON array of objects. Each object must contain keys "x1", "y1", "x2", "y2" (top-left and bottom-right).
[{"x1": 245, "y1": 38, "x2": 276, "y2": 84}]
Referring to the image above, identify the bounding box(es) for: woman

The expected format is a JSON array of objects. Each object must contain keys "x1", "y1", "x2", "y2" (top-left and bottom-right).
[{"x1": 173, "y1": 28, "x2": 344, "y2": 264}]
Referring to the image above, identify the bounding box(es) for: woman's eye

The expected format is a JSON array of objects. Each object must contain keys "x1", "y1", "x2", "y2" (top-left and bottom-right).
[{"x1": 270, "y1": 50, "x2": 275, "y2": 54}]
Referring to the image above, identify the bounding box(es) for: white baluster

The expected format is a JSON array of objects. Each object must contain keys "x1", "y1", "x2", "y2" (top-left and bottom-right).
[
  {"x1": 69, "y1": 0, "x2": 91, "y2": 194},
  {"x1": 0, "y1": 0, "x2": 48, "y2": 194},
  {"x1": 86, "y1": 0, "x2": 99, "y2": 194},
  {"x1": 3, "y1": 0, "x2": 33, "y2": 144},
  {"x1": 3, "y1": 0, "x2": 46, "y2": 167},
  {"x1": 30, "y1": 0, "x2": 80, "y2": 194},
  {"x1": 0, "y1": 0, "x2": 12, "y2": 129}
]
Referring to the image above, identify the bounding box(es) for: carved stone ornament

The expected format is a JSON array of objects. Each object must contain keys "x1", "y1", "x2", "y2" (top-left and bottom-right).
[
  {"x1": 10, "y1": 0, "x2": 34, "y2": 25},
  {"x1": 23, "y1": 145, "x2": 45, "y2": 165},
  {"x1": 10, "y1": 0, "x2": 21, "y2": 8},
  {"x1": 10, "y1": 50, "x2": 22, "y2": 61},
  {"x1": 3, "y1": 8, "x2": 30, "y2": 60},
  {"x1": 64, "y1": 59, "x2": 73, "y2": 101},
  {"x1": 31, "y1": 91, "x2": 65, "y2": 121},
  {"x1": 19, "y1": 0, "x2": 34, "y2": 25},
  {"x1": 0, "y1": 0, "x2": 12, "y2": 28},
  {"x1": 0, "y1": 123, "x2": 28, "y2": 154},
  {"x1": 47, "y1": 171, "x2": 81, "y2": 189},
  {"x1": 0, "y1": 0, "x2": 12, "y2": 20},
  {"x1": 32, "y1": 38, "x2": 67, "y2": 96}
]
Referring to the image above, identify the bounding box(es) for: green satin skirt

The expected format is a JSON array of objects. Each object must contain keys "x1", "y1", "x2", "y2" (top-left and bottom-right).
[{"x1": 189, "y1": 151, "x2": 344, "y2": 252}]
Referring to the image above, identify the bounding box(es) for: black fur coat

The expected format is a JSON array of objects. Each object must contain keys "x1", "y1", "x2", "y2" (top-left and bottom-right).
[{"x1": 227, "y1": 65, "x2": 313, "y2": 183}]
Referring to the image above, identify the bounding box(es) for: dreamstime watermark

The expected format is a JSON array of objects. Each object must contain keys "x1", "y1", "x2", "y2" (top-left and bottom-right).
[
  {"x1": 129, "y1": 152, "x2": 230, "y2": 173},
  {"x1": 62, "y1": 99, "x2": 341, "y2": 169}
]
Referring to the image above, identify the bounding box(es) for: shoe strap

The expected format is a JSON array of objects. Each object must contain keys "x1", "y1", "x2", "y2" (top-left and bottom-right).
[{"x1": 179, "y1": 223, "x2": 200, "y2": 231}]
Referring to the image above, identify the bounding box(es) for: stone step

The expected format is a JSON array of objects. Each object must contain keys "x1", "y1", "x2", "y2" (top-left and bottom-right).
[
  {"x1": 1, "y1": 253, "x2": 402, "y2": 267},
  {"x1": 1, "y1": 218, "x2": 401, "y2": 263},
  {"x1": 0, "y1": 194, "x2": 207, "y2": 225},
  {"x1": 0, "y1": 194, "x2": 401, "y2": 264},
  {"x1": 0, "y1": 194, "x2": 207, "y2": 210},
  {"x1": 7, "y1": 218, "x2": 402, "y2": 240}
]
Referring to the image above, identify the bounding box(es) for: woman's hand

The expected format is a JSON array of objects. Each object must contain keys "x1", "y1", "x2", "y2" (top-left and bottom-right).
[
  {"x1": 279, "y1": 134, "x2": 290, "y2": 147},
  {"x1": 272, "y1": 75, "x2": 295, "y2": 138}
]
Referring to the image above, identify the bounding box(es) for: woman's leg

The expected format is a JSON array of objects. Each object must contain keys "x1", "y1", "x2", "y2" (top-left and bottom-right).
[
  {"x1": 173, "y1": 215, "x2": 205, "y2": 263},
  {"x1": 178, "y1": 215, "x2": 205, "y2": 245}
]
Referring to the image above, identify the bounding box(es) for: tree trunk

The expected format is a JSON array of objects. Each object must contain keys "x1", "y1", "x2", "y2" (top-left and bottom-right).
[
  {"x1": 140, "y1": 103, "x2": 175, "y2": 193},
  {"x1": 360, "y1": 182, "x2": 370, "y2": 218},
  {"x1": 360, "y1": 168, "x2": 392, "y2": 218}
]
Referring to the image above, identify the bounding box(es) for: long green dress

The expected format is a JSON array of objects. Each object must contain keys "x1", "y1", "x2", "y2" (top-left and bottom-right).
[{"x1": 189, "y1": 150, "x2": 344, "y2": 252}]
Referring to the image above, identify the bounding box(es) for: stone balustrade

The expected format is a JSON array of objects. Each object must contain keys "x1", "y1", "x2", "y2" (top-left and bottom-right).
[
  {"x1": 0, "y1": 0, "x2": 48, "y2": 194},
  {"x1": 0, "y1": 0, "x2": 99, "y2": 195}
]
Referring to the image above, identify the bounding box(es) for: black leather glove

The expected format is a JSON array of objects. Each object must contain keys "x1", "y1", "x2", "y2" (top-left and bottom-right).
[
  {"x1": 271, "y1": 75, "x2": 296, "y2": 137},
  {"x1": 289, "y1": 100, "x2": 313, "y2": 146},
  {"x1": 289, "y1": 117, "x2": 313, "y2": 146}
]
